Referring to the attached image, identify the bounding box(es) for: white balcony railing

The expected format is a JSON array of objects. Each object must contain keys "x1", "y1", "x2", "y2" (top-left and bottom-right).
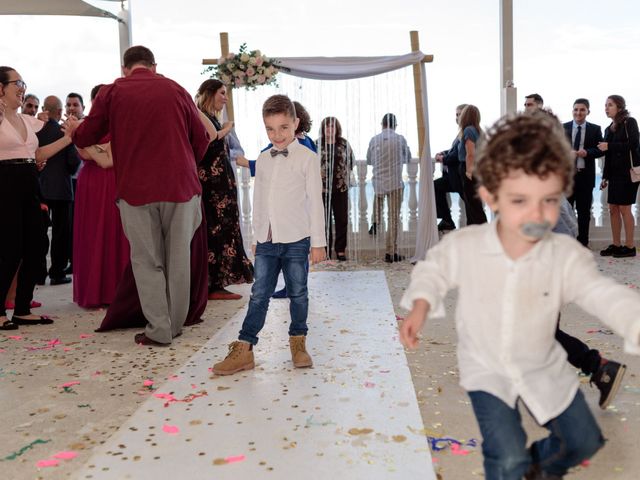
[{"x1": 234, "y1": 158, "x2": 640, "y2": 261}]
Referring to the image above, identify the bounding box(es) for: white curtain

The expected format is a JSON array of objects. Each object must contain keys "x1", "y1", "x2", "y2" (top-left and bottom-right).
[{"x1": 275, "y1": 51, "x2": 438, "y2": 259}]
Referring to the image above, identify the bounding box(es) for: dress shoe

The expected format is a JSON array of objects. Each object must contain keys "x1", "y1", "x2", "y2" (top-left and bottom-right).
[
  {"x1": 11, "y1": 315, "x2": 54, "y2": 325},
  {"x1": 63, "y1": 265, "x2": 73, "y2": 275},
  {"x1": 50, "y1": 276, "x2": 72, "y2": 286},
  {"x1": 271, "y1": 288, "x2": 288, "y2": 299},
  {"x1": 368, "y1": 223, "x2": 377, "y2": 235},
  {"x1": 0, "y1": 320, "x2": 19, "y2": 330},
  {"x1": 336, "y1": 254, "x2": 347, "y2": 262},
  {"x1": 385, "y1": 253, "x2": 406, "y2": 263},
  {"x1": 134, "y1": 333, "x2": 170, "y2": 346},
  {"x1": 437, "y1": 219, "x2": 456, "y2": 231}
]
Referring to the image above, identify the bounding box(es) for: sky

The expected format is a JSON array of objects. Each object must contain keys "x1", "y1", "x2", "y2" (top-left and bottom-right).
[{"x1": 2, "y1": 0, "x2": 640, "y2": 158}]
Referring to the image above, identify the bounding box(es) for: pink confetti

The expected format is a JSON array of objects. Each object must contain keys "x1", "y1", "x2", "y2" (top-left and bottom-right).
[
  {"x1": 7, "y1": 335, "x2": 22, "y2": 340},
  {"x1": 53, "y1": 451, "x2": 78, "y2": 460},
  {"x1": 581, "y1": 459, "x2": 591, "y2": 467},
  {"x1": 143, "y1": 379, "x2": 154, "y2": 387},
  {"x1": 154, "y1": 392, "x2": 176, "y2": 401},
  {"x1": 0, "y1": 349, "x2": 5, "y2": 353},
  {"x1": 168, "y1": 375, "x2": 179, "y2": 380},
  {"x1": 92, "y1": 371, "x2": 101, "y2": 376},
  {"x1": 79, "y1": 334, "x2": 93, "y2": 339},
  {"x1": 586, "y1": 329, "x2": 598, "y2": 333},
  {"x1": 395, "y1": 315, "x2": 405, "y2": 321},
  {"x1": 225, "y1": 455, "x2": 246, "y2": 464},
  {"x1": 36, "y1": 459, "x2": 60, "y2": 467},
  {"x1": 63, "y1": 347, "x2": 72, "y2": 352},
  {"x1": 162, "y1": 424, "x2": 180, "y2": 434},
  {"x1": 60, "y1": 381, "x2": 81, "y2": 388},
  {"x1": 450, "y1": 443, "x2": 470, "y2": 456},
  {"x1": 364, "y1": 381, "x2": 376, "y2": 388},
  {"x1": 191, "y1": 384, "x2": 197, "y2": 389}
]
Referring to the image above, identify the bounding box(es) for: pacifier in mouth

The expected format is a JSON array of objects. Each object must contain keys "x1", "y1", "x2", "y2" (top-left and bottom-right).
[{"x1": 520, "y1": 221, "x2": 552, "y2": 239}]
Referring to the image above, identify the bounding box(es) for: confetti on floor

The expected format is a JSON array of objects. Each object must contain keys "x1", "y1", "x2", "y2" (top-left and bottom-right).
[{"x1": 73, "y1": 271, "x2": 435, "y2": 479}]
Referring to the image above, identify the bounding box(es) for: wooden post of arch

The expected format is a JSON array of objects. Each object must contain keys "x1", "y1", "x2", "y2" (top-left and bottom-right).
[
  {"x1": 410, "y1": 30, "x2": 425, "y2": 159},
  {"x1": 202, "y1": 32, "x2": 235, "y2": 122}
]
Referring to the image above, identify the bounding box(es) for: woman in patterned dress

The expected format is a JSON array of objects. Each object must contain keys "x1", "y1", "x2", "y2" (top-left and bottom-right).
[{"x1": 196, "y1": 79, "x2": 253, "y2": 300}]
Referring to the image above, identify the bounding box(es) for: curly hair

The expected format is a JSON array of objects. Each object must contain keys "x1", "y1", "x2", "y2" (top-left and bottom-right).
[
  {"x1": 475, "y1": 111, "x2": 574, "y2": 196},
  {"x1": 293, "y1": 101, "x2": 312, "y2": 135}
]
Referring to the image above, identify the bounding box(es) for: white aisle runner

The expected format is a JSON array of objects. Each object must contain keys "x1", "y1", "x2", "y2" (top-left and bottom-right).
[{"x1": 74, "y1": 271, "x2": 435, "y2": 480}]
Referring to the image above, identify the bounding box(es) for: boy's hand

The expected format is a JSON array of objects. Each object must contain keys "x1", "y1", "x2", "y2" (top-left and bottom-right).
[
  {"x1": 310, "y1": 247, "x2": 326, "y2": 264},
  {"x1": 399, "y1": 299, "x2": 430, "y2": 349}
]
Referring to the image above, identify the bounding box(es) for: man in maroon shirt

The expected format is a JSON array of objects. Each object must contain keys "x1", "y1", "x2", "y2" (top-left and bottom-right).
[{"x1": 69, "y1": 45, "x2": 209, "y2": 346}]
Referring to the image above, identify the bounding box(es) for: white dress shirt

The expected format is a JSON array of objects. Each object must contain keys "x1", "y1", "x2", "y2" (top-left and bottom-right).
[
  {"x1": 366, "y1": 128, "x2": 412, "y2": 194},
  {"x1": 401, "y1": 219, "x2": 640, "y2": 424},
  {"x1": 572, "y1": 121, "x2": 586, "y2": 170},
  {"x1": 252, "y1": 139, "x2": 326, "y2": 248}
]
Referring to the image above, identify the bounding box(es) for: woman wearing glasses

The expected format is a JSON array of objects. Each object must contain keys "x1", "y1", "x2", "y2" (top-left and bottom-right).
[{"x1": 0, "y1": 67, "x2": 74, "y2": 330}]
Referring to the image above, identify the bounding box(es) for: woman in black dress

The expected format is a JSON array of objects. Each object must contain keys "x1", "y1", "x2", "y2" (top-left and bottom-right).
[
  {"x1": 317, "y1": 117, "x2": 354, "y2": 261},
  {"x1": 196, "y1": 79, "x2": 253, "y2": 299},
  {"x1": 598, "y1": 95, "x2": 640, "y2": 258}
]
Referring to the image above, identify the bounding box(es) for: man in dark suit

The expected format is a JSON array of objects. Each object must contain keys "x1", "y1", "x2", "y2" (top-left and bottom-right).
[
  {"x1": 38, "y1": 96, "x2": 81, "y2": 285},
  {"x1": 563, "y1": 98, "x2": 603, "y2": 247},
  {"x1": 434, "y1": 104, "x2": 466, "y2": 231}
]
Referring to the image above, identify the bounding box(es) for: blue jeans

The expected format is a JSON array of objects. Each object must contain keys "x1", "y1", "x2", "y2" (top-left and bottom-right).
[
  {"x1": 238, "y1": 238, "x2": 310, "y2": 345},
  {"x1": 469, "y1": 390, "x2": 603, "y2": 480}
]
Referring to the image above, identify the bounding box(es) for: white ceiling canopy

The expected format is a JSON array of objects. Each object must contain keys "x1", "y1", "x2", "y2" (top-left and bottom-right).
[{"x1": 0, "y1": 0, "x2": 119, "y2": 21}]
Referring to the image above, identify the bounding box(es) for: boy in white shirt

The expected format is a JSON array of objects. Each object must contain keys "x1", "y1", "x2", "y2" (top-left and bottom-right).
[
  {"x1": 400, "y1": 112, "x2": 640, "y2": 479},
  {"x1": 213, "y1": 95, "x2": 326, "y2": 375}
]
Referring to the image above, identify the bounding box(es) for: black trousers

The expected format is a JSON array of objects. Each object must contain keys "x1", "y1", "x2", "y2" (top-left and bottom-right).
[
  {"x1": 434, "y1": 172, "x2": 461, "y2": 222},
  {"x1": 45, "y1": 199, "x2": 72, "y2": 278},
  {"x1": 556, "y1": 315, "x2": 601, "y2": 375},
  {"x1": 0, "y1": 163, "x2": 44, "y2": 317},
  {"x1": 323, "y1": 189, "x2": 349, "y2": 258},
  {"x1": 460, "y1": 167, "x2": 487, "y2": 225},
  {"x1": 567, "y1": 171, "x2": 593, "y2": 246}
]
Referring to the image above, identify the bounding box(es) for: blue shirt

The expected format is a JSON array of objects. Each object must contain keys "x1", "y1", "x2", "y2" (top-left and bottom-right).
[{"x1": 457, "y1": 126, "x2": 479, "y2": 163}]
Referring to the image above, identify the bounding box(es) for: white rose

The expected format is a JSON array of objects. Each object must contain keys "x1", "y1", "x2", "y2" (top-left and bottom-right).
[{"x1": 240, "y1": 53, "x2": 250, "y2": 63}]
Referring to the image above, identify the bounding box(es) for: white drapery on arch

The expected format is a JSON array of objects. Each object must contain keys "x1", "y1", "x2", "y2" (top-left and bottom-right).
[{"x1": 274, "y1": 52, "x2": 439, "y2": 260}]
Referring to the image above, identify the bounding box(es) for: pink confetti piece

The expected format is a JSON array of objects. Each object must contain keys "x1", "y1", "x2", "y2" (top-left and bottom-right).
[
  {"x1": 0, "y1": 349, "x2": 5, "y2": 353},
  {"x1": 143, "y1": 379, "x2": 154, "y2": 387},
  {"x1": 53, "y1": 451, "x2": 78, "y2": 460},
  {"x1": 60, "y1": 381, "x2": 80, "y2": 388},
  {"x1": 63, "y1": 347, "x2": 72, "y2": 352},
  {"x1": 168, "y1": 375, "x2": 179, "y2": 380},
  {"x1": 7, "y1": 335, "x2": 22, "y2": 340},
  {"x1": 450, "y1": 443, "x2": 470, "y2": 456},
  {"x1": 162, "y1": 424, "x2": 180, "y2": 434},
  {"x1": 581, "y1": 459, "x2": 591, "y2": 467},
  {"x1": 395, "y1": 315, "x2": 405, "y2": 321},
  {"x1": 225, "y1": 454, "x2": 246, "y2": 464},
  {"x1": 79, "y1": 334, "x2": 93, "y2": 339},
  {"x1": 92, "y1": 371, "x2": 101, "y2": 376},
  {"x1": 36, "y1": 459, "x2": 60, "y2": 467},
  {"x1": 154, "y1": 392, "x2": 176, "y2": 401},
  {"x1": 191, "y1": 384, "x2": 197, "y2": 389},
  {"x1": 364, "y1": 381, "x2": 376, "y2": 388}
]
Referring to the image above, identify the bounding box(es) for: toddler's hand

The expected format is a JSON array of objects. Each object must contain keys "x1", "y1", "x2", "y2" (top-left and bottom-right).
[{"x1": 399, "y1": 299, "x2": 429, "y2": 349}]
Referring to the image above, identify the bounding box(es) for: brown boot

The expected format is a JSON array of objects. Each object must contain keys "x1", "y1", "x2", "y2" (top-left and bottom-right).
[
  {"x1": 289, "y1": 335, "x2": 313, "y2": 368},
  {"x1": 212, "y1": 341, "x2": 255, "y2": 376}
]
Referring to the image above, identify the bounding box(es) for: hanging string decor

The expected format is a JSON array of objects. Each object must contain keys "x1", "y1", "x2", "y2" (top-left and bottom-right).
[{"x1": 205, "y1": 43, "x2": 281, "y2": 91}]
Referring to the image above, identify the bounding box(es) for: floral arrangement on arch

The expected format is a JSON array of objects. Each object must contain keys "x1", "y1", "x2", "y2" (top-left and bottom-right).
[{"x1": 208, "y1": 43, "x2": 280, "y2": 91}]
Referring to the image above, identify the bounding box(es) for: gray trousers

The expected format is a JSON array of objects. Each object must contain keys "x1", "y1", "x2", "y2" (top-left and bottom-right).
[{"x1": 118, "y1": 195, "x2": 201, "y2": 343}]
